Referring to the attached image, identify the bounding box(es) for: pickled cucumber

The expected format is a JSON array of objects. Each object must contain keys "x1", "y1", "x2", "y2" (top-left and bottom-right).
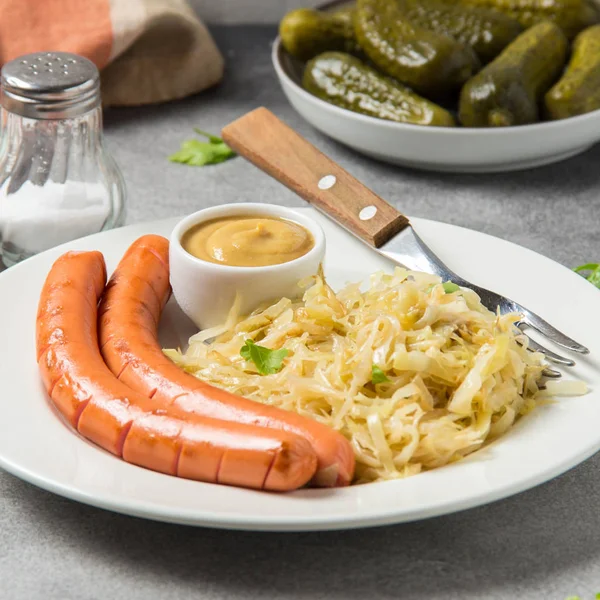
[
  {"x1": 303, "y1": 52, "x2": 456, "y2": 126},
  {"x1": 545, "y1": 25, "x2": 600, "y2": 119},
  {"x1": 459, "y1": 22, "x2": 568, "y2": 127},
  {"x1": 354, "y1": 0, "x2": 480, "y2": 98},
  {"x1": 400, "y1": 0, "x2": 523, "y2": 63},
  {"x1": 281, "y1": 1, "x2": 521, "y2": 65},
  {"x1": 279, "y1": 8, "x2": 362, "y2": 61},
  {"x1": 453, "y1": 0, "x2": 600, "y2": 39},
  {"x1": 329, "y1": 4, "x2": 356, "y2": 21}
]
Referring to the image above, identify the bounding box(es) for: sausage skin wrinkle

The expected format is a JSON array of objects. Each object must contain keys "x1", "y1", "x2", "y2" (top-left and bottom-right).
[
  {"x1": 99, "y1": 235, "x2": 355, "y2": 487},
  {"x1": 36, "y1": 251, "x2": 317, "y2": 491}
]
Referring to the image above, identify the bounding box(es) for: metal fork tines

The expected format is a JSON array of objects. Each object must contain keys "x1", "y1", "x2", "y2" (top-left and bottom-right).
[{"x1": 378, "y1": 226, "x2": 589, "y2": 373}]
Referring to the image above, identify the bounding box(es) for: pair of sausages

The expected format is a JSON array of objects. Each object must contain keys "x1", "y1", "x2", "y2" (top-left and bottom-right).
[{"x1": 36, "y1": 235, "x2": 355, "y2": 491}]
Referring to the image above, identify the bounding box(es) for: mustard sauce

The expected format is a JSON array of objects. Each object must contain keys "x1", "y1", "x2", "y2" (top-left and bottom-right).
[{"x1": 181, "y1": 215, "x2": 314, "y2": 267}]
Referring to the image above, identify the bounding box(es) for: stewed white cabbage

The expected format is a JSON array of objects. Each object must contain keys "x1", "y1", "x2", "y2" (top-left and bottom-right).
[{"x1": 164, "y1": 268, "x2": 572, "y2": 483}]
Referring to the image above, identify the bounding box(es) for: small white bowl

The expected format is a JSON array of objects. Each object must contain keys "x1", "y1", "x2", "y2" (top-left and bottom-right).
[
  {"x1": 169, "y1": 203, "x2": 326, "y2": 330},
  {"x1": 272, "y1": 2, "x2": 600, "y2": 173}
]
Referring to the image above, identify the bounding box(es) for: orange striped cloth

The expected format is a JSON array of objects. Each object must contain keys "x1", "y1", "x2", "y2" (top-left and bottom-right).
[{"x1": 0, "y1": 0, "x2": 224, "y2": 106}]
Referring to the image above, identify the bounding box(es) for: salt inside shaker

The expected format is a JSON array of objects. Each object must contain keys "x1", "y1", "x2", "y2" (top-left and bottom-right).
[{"x1": 0, "y1": 52, "x2": 126, "y2": 267}]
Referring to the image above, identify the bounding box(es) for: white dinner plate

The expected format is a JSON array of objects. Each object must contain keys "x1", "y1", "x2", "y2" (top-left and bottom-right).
[
  {"x1": 0, "y1": 209, "x2": 599, "y2": 531},
  {"x1": 272, "y1": 0, "x2": 600, "y2": 173}
]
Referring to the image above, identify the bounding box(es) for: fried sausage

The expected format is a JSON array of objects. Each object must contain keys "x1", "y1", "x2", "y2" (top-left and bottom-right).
[
  {"x1": 36, "y1": 250, "x2": 317, "y2": 491},
  {"x1": 99, "y1": 235, "x2": 355, "y2": 487}
]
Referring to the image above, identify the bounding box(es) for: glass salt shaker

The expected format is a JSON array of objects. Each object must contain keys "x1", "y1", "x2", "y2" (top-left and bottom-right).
[{"x1": 0, "y1": 51, "x2": 126, "y2": 267}]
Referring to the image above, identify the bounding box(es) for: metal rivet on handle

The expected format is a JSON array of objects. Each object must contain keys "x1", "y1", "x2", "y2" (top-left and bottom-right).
[
  {"x1": 318, "y1": 175, "x2": 336, "y2": 190},
  {"x1": 359, "y1": 205, "x2": 377, "y2": 221}
]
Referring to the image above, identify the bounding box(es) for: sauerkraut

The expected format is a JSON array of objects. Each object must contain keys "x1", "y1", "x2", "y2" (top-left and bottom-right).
[{"x1": 165, "y1": 268, "x2": 561, "y2": 483}]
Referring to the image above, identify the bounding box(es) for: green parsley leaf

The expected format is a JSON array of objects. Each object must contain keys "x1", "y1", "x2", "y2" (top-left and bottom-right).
[
  {"x1": 168, "y1": 129, "x2": 236, "y2": 167},
  {"x1": 425, "y1": 281, "x2": 460, "y2": 294},
  {"x1": 596, "y1": 593, "x2": 600, "y2": 600},
  {"x1": 574, "y1": 263, "x2": 600, "y2": 289},
  {"x1": 371, "y1": 364, "x2": 390, "y2": 384},
  {"x1": 442, "y1": 281, "x2": 460, "y2": 294},
  {"x1": 193, "y1": 128, "x2": 224, "y2": 144},
  {"x1": 240, "y1": 339, "x2": 288, "y2": 375}
]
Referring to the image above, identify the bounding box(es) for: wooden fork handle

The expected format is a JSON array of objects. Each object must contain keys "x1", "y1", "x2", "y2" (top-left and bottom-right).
[{"x1": 221, "y1": 107, "x2": 409, "y2": 248}]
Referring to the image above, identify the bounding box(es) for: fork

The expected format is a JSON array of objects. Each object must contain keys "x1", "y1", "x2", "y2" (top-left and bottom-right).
[{"x1": 221, "y1": 108, "x2": 590, "y2": 376}]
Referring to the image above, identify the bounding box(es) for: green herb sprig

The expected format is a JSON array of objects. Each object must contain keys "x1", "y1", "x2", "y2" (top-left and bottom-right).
[
  {"x1": 442, "y1": 281, "x2": 460, "y2": 294},
  {"x1": 371, "y1": 364, "x2": 390, "y2": 384},
  {"x1": 168, "y1": 128, "x2": 236, "y2": 166},
  {"x1": 426, "y1": 281, "x2": 460, "y2": 294},
  {"x1": 240, "y1": 339, "x2": 288, "y2": 375},
  {"x1": 574, "y1": 263, "x2": 600, "y2": 289}
]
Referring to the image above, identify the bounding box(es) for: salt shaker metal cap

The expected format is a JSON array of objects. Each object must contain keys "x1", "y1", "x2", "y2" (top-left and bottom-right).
[
  {"x1": 0, "y1": 52, "x2": 126, "y2": 268},
  {"x1": 1, "y1": 52, "x2": 101, "y2": 119}
]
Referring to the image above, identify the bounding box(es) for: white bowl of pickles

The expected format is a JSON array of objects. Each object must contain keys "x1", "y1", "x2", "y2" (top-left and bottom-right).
[{"x1": 272, "y1": 0, "x2": 600, "y2": 173}]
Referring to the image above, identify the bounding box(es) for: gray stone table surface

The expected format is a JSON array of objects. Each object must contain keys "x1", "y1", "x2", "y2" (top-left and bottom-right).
[{"x1": 2, "y1": 26, "x2": 600, "y2": 600}]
